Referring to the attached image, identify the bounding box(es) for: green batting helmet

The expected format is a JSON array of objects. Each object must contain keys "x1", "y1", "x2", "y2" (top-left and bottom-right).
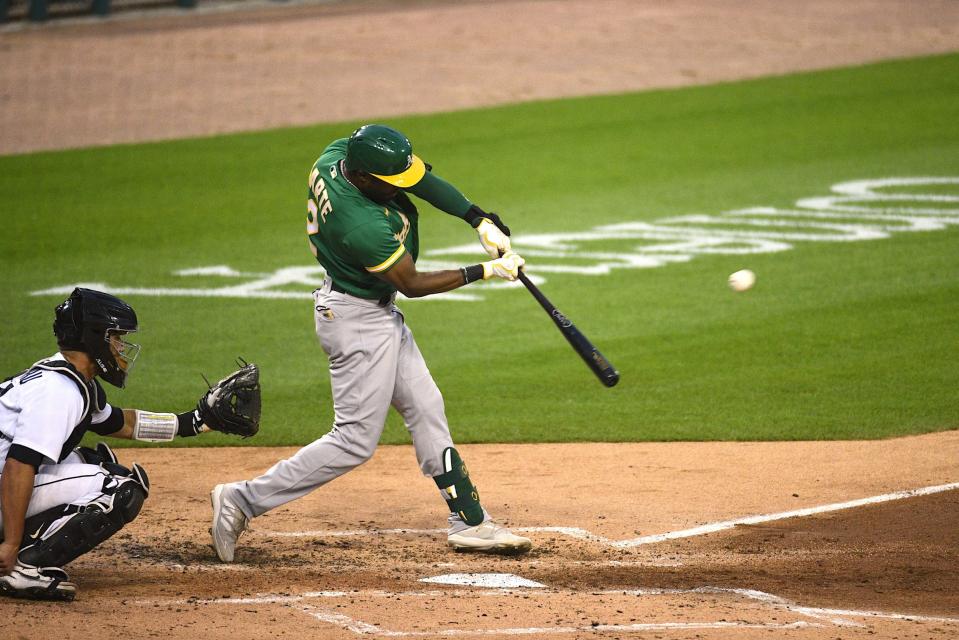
[{"x1": 345, "y1": 124, "x2": 426, "y2": 188}]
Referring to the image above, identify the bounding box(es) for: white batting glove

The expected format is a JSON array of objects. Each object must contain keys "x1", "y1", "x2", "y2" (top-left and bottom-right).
[
  {"x1": 476, "y1": 218, "x2": 512, "y2": 258},
  {"x1": 482, "y1": 251, "x2": 525, "y2": 281}
]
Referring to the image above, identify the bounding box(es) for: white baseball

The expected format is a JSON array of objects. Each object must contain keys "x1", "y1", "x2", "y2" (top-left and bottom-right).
[{"x1": 728, "y1": 269, "x2": 756, "y2": 292}]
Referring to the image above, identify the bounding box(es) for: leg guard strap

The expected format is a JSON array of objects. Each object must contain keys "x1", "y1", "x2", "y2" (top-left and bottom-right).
[
  {"x1": 433, "y1": 447, "x2": 484, "y2": 526},
  {"x1": 18, "y1": 470, "x2": 148, "y2": 568}
]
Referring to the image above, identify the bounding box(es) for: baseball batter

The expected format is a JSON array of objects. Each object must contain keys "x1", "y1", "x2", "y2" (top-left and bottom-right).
[
  {"x1": 211, "y1": 124, "x2": 532, "y2": 559},
  {"x1": 0, "y1": 288, "x2": 260, "y2": 601}
]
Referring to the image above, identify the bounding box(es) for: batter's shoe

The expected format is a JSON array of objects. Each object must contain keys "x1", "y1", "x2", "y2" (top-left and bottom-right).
[
  {"x1": 448, "y1": 520, "x2": 532, "y2": 554},
  {"x1": 211, "y1": 483, "x2": 248, "y2": 562},
  {"x1": 0, "y1": 563, "x2": 76, "y2": 601}
]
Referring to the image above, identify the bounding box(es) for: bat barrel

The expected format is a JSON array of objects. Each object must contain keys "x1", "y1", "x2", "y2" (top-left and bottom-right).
[{"x1": 518, "y1": 270, "x2": 619, "y2": 387}]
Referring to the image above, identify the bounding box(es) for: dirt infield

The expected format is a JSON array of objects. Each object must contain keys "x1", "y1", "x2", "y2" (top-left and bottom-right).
[
  {"x1": 3, "y1": 1, "x2": 959, "y2": 637},
  {"x1": 3, "y1": 0, "x2": 959, "y2": 154},
  {"x1": 3, "y1": 433, "x2": 958, "y2": 638}
]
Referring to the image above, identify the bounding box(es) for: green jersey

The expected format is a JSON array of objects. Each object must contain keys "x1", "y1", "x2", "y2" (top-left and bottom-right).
[
  {"x1": 307, "y1": 139, "x2": 421, "y2": 300},
  {"x1": 306, "y1": 138, "x2": 475, "y2": 300}
]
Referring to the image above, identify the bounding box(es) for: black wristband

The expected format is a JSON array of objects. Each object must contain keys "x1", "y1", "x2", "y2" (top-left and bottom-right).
[
  {"x1": 465, "y1": 205, "x2": 487, "y2": 228},
  {"x1": 461, "y1": 264, "x2": 485, "y2": 284},
  {"x1": 177, "y1": 410, "x2": 201, "y2": 437},
  {"x1": 467, "y1": 206, "x2": 511, "y2": 237}
]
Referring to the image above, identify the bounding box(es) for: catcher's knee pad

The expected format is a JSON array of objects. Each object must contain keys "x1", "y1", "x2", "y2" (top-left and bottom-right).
[
  {"x1": 433, "y1": 447, "x2": 484, "y2": 526},
  {"x1": 111, "y1": 461, "x2": 150, "y2": 498},
  {"x1": 74, "y1": 442, "x2": 120, "y2": 467},
  {"x1": 18, "y1": 468, "x2": 148, "y2": 568}
]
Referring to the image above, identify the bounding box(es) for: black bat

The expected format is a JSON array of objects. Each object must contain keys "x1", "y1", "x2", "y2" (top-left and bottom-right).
[{"x1": 517, "y1": 270, "x2": 620, "y2": 387}]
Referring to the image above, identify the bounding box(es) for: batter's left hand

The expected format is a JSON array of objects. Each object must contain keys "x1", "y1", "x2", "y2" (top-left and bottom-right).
[{"x1": 476, "y1": 216, "x2": 512, "y2": 258}]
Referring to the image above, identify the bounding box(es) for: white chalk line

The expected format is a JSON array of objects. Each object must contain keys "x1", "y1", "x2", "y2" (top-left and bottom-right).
[
  {"x1": 641, "y1": 587, "x2": 959, "y2": 627},
  {"x1": 254, "y1": 481, "x2": 959, "y2": 549},
  {"x1": 790, "y1": 606, "x2": 959, "y2": 625},
  {"x1": 296, "y1": 604, "x2": 819, "y2": 637},
  {"x1": 146, "y1": 558, "x2": 682, "y2": 575},
  {"x1": 612, "y1": 480, "x2": 959, "y2": 547},
  {"x1": 259, "y1": 527, "x2": 443, "y2": 538},
  {"x1": 132, "y1": 482, "x2": 959, "y2": 635},
  {"x1": 144, "y1": 586, "x2": 959, "y2": 635},
  {"x1": 157, "y1": 562, "x2": 255, "y2": 572}
]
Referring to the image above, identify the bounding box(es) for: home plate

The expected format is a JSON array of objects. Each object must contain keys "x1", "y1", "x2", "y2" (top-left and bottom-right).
[{"x1": 419, "y1": 573, "x2": 546, "y2": 588}]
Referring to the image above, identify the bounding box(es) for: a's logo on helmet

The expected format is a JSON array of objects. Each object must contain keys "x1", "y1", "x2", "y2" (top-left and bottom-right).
[{"x1": 406, "y1": 154, "x2": 413, "y2": 169}]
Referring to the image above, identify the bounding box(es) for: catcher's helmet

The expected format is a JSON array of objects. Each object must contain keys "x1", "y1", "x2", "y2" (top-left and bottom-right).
[
  {"x1": 53, "y1": 288, "x2": 140, "y2": 388},
  {"x1": 344, "y1": 124, "x2": 426, "y2": 188}
]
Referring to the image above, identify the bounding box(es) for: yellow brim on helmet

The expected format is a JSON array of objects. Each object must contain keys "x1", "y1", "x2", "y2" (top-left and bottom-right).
[{"x1": 371, "y1": 154, "x2": 426, "y2": 188}]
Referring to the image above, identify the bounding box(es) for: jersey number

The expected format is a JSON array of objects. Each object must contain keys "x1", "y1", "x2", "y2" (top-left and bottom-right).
[{"x1": 0, "y1": 368, "x2": 38, "y2": 399}]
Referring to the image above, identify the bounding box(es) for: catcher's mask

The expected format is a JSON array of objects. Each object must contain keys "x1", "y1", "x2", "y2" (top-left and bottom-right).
[
  {"x1": 53, "y1": 287, "x2": 140, "y2": 388},
  {"x1": 344, "y1": 124, "x2": 426, "y2": 188}
]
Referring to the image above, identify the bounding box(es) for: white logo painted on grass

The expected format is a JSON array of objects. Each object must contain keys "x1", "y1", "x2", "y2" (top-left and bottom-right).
[
  {"x1": 29, "y1": 264, "x2": 485, "y2": 302},
  {"x1": 428, "y1": 176, "x2": 959, "y2": 276},
  {"x1": 30, "y1": 177, "x2": 959, "y2": 300}
]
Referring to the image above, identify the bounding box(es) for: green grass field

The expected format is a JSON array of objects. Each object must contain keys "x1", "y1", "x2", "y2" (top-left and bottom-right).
[{"x1": 2, "y1": 54, "x2": 957, "y2": 447}]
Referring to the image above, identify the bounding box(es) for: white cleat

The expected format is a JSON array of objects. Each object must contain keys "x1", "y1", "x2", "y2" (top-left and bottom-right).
[
  {"x1": 210, "y1": 483, "x2": 248, "y2": 562},
  {"x1": 0, "y1": 564, "x2": 76, "y2": 601},
  {"x1": 448, "y1": 520, "x2": 532, "y2": 554}
]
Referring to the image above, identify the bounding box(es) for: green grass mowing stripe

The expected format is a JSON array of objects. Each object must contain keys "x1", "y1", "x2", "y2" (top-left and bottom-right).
[{"x1": 1, "y1": 54, "x2": 957, "y2": 446}]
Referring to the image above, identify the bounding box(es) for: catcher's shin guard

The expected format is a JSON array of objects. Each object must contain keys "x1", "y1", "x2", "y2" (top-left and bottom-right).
[
  {"x1": 433, "y1": 447, "x2": 484, "y2": 526},
  {"x1": 18, "y1": 465, "x2": 148, "y2": 568}
]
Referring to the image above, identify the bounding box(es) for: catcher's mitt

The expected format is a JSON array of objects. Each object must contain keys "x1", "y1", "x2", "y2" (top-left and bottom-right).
[{"x1": 197, "y1": 361, "x2": 261, "y2": 438}]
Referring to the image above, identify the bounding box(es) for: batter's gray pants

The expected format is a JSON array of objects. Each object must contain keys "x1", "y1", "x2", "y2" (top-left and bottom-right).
[{"x1": 230, "y1": 283, "x2": 455, "y2": 518}]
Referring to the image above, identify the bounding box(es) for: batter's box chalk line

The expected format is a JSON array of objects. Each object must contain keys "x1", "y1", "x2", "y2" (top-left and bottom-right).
[
  {"x1": 145, "y1": 586, "x2": 959, "y2": 636},
  {"x1": 255, "y1": 481, "x2": 959, "y2": 548}
]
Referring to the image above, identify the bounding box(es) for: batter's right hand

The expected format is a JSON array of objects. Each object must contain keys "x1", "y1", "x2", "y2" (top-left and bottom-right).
[
  {"x1": 482, "y1": 251, "x2": 525, "y2": 281},
  {"x1": 0, "y1": 541, "x2": 19, "y2": 575}
]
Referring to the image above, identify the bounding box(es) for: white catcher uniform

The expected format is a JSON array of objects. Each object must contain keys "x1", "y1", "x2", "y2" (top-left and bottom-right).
[
  {"x1": 0, "y1": 354, "x2": 149, "y2": 601},
  {"x1": 0, "y1": 355, "x2": 127, "y2": 529}
]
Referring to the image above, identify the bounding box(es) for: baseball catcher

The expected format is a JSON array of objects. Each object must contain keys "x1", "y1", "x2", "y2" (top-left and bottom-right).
[{"x1": 0, "y1": 288, "x2": 261, "y2": 601}]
